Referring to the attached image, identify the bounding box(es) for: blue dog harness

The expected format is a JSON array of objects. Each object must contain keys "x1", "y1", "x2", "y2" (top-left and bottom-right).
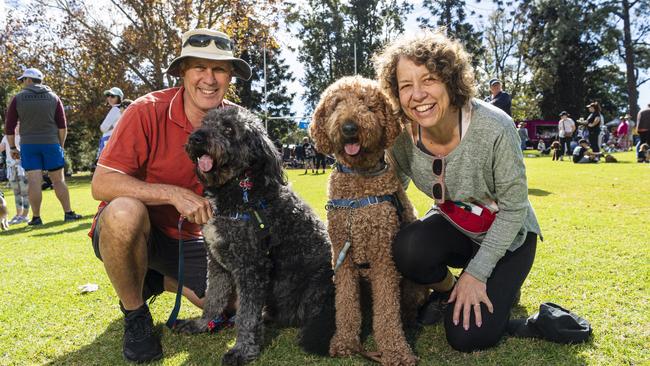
[
  {"x1": 326, "y1": 160, "x2": 404, "y2": 272},
  {"x1": 166, "y1": 171, "x2": 269, "y2": 328},
  {"x1": 326, "y1": 194, "x2": 400, "y2": 211}
]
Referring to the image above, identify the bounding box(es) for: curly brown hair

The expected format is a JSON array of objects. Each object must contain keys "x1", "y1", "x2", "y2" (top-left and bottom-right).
[{"x1": 373, "y1": 30, "x2": 476, "y2": 121}]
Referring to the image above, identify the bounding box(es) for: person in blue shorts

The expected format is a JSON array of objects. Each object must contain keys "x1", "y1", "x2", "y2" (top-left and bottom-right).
[{"x1": 4, "y1": 68, "x2": 82, "y2": 225}]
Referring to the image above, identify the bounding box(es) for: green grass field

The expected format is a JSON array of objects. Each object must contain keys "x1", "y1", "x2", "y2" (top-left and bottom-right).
[{"x1": 0, "y1": 152, "x2": 648, "y2": 365}]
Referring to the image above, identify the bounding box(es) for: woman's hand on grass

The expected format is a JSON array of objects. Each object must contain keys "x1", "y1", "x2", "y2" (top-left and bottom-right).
[{"x1": 448, "y1": 272, "x2": 494, "y2": 330}]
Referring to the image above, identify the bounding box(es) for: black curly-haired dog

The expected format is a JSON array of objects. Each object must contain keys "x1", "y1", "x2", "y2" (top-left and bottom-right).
[{"x1": 178, "y1": 107, "x2": 335, "y2": 365}]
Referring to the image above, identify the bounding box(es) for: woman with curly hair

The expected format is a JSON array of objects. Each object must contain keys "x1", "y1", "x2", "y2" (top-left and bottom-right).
[{"x1": 374, "y1": 30, "x2": 542, "y2": 352}]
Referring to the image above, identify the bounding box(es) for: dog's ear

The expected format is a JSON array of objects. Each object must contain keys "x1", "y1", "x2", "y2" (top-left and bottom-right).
[
  {"x1": 379, "y1": 91, "x2": 402, "y2": 149},
  {"x1": 310, "y1": 93, "x2": 334, "y2": 154},
  {"x1": 248, "y1": 121, "x2": 287, "y2": 187}
]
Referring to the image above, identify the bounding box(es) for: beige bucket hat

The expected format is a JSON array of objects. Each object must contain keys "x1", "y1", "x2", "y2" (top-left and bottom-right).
[{"x1": 165, "y1": 28, "x2": 252, "y2": 80}]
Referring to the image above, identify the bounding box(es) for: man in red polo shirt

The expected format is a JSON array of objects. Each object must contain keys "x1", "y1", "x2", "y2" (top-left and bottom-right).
[{"x1": 90, "y1": 29, "x2": 251, "y2": 363}]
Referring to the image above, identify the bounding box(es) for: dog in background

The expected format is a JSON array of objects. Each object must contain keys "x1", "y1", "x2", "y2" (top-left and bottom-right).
[
  {"x1": 311, "y1": 76, "x2": 427, "y2": 366},
  {"x1": 0, "y1": 192, "x2": 8, "y2": 230},
  {"x1": 550, "y1": 140, "x2": 562, "y2": 161},
  {"x1": 604, "y1": 154, "x2": 618, "y2": 163},
  {"x1": 179, "y1": 107, "x2": 335, "y2": 366}
]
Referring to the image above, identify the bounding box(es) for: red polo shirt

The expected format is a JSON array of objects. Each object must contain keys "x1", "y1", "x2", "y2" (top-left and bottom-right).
[{"x1": 92, "y1": 86, "x2": 232, "y2": 239}]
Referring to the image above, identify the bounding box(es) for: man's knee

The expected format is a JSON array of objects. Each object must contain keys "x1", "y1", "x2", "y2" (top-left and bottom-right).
[
  {"x1": 48, "y1": 168, "x2": 65, "y2": 183},
  {"x1": 100, "y1": 197, "x2": 151, "y2": 240},
  {"x1": 26, "y1": 171, "x2": 42, "y2": 184}
]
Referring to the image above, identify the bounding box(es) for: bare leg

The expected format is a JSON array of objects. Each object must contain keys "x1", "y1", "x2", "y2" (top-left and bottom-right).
[
  {"x1": 26, "y1": 170, "x2": 43, "y2": 217},
  {"x1": 49, "y1": 168, "x2": 72, "y2": 212},
  {"x1": 98, "y1": 197, "x2": 150, "y2": 310},
  {"x1": 164, "y1": 276, "x2": 205, "y2": 309}
]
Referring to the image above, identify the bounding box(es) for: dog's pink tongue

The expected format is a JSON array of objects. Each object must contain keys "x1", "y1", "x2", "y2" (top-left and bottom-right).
[
  {"x1": 344, "y1": 143, "x2": 361, "y2": 156},
  {"x1": 198, "y1": 155, "x2": 213, "y2": 172}
]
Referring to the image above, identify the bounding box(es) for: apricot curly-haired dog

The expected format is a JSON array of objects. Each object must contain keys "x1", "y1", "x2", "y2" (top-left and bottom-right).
[{"x1": 311, "y1": 76, "x2": 427, "y2": 366}]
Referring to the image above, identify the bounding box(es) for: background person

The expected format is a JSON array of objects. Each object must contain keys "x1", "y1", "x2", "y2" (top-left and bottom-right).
[
  {"x1": 617, "y1": 114, "x2": 630, "y2": 151},
  {"x1": 484, "y1": 78, "x2": 511, "y2": 116},
  {"x1": 517, "y1": 122, "x2": 529, "y2": 150},
  {"x1": 557, "y1": 111, "x2": 575, "y2": 159},
  {"x1": 3, "y1": 67, "x2": 82, "y2": 226},
  {"x1": 573, "y1": 139, "x2": 598, "y2": 163},
  {"x1": 0, "y1": 125, "x2": 30, "y2": 224},
  {"x1": 302, "y1": 136, "x2": 315, "y2": 174},
  {"x1": 97, "y1": 87, "x2": 124, "y2": 158},
  {"x1": 637, "y1": 102, "x2": 650, "y2": 145},
  {"x1": 89, "y1": 28, "x2": 251, "y2": 363},
  {"x1": 374, "y1": 30, "x2": 541, "y2": 353},
  {"x1": 585, "y1": 102, "x2": 603, "y2": 153}
]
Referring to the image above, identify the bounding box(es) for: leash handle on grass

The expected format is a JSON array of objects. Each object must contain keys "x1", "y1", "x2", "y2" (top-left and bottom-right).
[{"x1": 166, "y1": 216, "x2": 186, "y2": 328}]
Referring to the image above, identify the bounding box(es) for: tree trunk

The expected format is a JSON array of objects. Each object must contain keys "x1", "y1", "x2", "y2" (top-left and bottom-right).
[{"x1": 622, "y1": 0, "x2": 639, "y2": 118}]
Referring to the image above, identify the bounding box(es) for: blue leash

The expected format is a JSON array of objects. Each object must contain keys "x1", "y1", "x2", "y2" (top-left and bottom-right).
[{"x1": 166, "y1": 216, "x2": 185, "y2": 328}]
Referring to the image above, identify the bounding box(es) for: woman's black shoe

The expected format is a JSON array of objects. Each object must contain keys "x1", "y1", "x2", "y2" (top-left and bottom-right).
[{"x1": 417, "y1": 290, "x2": 451, "y2": 326}]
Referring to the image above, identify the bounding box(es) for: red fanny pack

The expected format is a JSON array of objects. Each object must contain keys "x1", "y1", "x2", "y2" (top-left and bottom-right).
[{"x1": 437, "y1": 201, "x2": 497, "y2": 235}]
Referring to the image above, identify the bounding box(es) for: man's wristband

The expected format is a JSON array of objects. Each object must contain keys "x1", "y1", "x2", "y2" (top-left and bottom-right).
[{"x1": 10, "y1": 146, "x2": 17, "y2": 150}]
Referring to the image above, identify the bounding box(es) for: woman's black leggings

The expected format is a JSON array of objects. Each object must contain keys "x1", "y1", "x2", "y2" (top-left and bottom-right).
[{"x1": 393, "y1": 212, "x2": 536, "y2": 352}]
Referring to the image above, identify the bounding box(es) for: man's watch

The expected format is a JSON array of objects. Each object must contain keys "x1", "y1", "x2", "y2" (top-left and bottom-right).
[{"x1": 10, "y1": 146, "x2": 17, "y2": 150}]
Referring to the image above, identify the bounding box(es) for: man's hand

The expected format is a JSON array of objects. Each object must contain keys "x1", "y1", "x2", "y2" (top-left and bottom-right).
[
  {"x1": 10, "y1": 148, "x2": 20, "y2": 160},
  {"x1": 448, "y1": 272, "x2": 494, "y2": 330},
  {"x1": 170, "y1": 187, "x2": 213, "y2": 225}
]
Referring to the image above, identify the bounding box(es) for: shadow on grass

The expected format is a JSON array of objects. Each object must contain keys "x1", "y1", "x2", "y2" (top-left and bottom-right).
[
  {"x1": 45, "y1": 316, "x2": 312, "y2": 366},
  {"x1": 45, "y1": 310, "x2": 590, "y2": 366},
  {"x1": 528, "y1": 188, "x2": 552, "y2": 196},
  {"x1": 46, "y1": 317, "x2": 236, "y2": 365},
  {"x1": 0, "y1": 215, "x2": 94, "y2": 237},
  {"x1": 32, "y1": 221, "x2": 92, "y2": 237}
]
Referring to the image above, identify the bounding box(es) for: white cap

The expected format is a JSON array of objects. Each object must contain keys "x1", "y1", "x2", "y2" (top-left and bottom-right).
[{"x1": 18, "y1": 68, "x2": 44, "y2": 81}]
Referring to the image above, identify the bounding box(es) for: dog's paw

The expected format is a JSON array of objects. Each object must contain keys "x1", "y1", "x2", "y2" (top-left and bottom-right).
[
  {"x1": 380, "y1": 349, "x2": 418, "y2": 366},
  {"x1": 221, "y1": 345, "x2": 260, "y2": 366},
  {"x1": 329, "y1": 336, "x2": 361, "y2": 358},
  {"x1": 172, "y1": 318, "x2": 209, "y2": 334}
]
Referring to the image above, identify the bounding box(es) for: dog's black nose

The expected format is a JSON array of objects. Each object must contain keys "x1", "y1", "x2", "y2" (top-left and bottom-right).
[
  {"x1": 342, "y1": 121, "x2": 358, "y2": 137},
  {"x1": 189, "y1": 133, "x2": 205, "y2": 145}
]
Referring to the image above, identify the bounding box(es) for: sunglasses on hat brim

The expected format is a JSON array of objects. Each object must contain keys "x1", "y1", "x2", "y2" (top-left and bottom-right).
[{"x1": 183, "y1": 34, "x2": 233, "y2": 51}]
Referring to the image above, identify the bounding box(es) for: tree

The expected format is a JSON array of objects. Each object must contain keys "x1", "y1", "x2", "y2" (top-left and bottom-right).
[
  {"x1": 236, "y1": 41, "x2": 298, "y2": 142},
  {"x1": 292, "y1": 0, "x2": 411, "y2": 109},
  {"x1": 518, "y1": 0, "x2": 624, "y2": 120},
  {"x1": 418, "y1": 0, "x2": 485, "y2": 67},
  {"x1": 0, "y1": 9, "x2": 29, "y2": 129},
  {"x1": 4, "y1": 0, "x2": 288, "y2": 171},
  {"x1": 601, "y1": 0, "x2": 650, "y2": 118}
]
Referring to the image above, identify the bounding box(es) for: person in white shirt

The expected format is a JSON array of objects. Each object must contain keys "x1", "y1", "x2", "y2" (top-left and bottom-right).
[
  {"x1": 0, "y1": 124, "x2": 30, "y2": 224},
  {"x1": 557, "y1": 111, "x2": 575, "y2": 159},
  {"x1": 98, "y1": 87, "x2": 124, "y2": 158}
]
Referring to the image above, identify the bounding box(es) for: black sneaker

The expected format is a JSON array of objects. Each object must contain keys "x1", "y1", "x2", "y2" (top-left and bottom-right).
[
  {"x1": 64, "y1": 211, "x2": 82, "y2": 221},
  {"x1": 122, "y1": 304, "x2": 163, "y2": 363},
  {"x1": 28, "y1": 217, "x2": 43, "y2": 226},
  {"x1": 417, "y1": 290, "x2": 451, "y2": 326}
]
